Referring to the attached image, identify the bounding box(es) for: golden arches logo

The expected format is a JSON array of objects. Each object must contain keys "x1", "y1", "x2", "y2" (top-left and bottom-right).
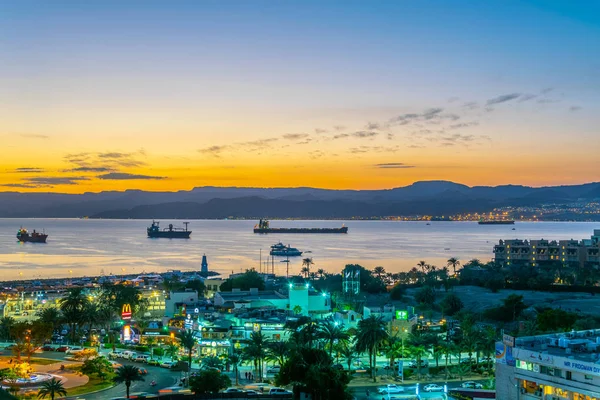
[{"x1": 122, "y1": 303, "x2": 132, "y2": 320}]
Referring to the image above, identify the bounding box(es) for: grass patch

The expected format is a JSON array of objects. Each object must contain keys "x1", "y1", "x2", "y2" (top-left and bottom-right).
[
  {"x1": 28, "y1": 358, "x2": 60, "y2": 366},
  {"x1": 65, "y1": 376, "x2": 115, "y2": 397}
]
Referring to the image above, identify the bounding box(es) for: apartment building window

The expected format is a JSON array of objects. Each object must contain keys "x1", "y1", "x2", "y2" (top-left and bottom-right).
[
  {"x1": 585, "y1": 374, "x2": 593, "y2": 381},
  {"x1": 566, "y1": 371, "x2": 572, "y2": 380}
]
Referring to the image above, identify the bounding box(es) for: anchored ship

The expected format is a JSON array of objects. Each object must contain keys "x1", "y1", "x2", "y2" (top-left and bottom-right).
[
  {"x1": 478, "y1": 219, "x2": 515, "y2": 225},
  {"x1": 254, "y1": 219, "x2": 348, "y2": 234},
  {"x1": 147, "y1": 221, "x2": 192, "y2": 238},
  {"x1": 17, "y1": 228, "x2": 48, "y2": 243},
  {"x1": 270, "y1": 242, "x2": 303, "y2": 257}
]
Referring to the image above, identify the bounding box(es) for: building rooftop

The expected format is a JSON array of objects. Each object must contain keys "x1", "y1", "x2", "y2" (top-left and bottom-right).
[
  {"x1": 515, "y1": 329, "x2": 600, "y2": 364},
  {"x1": 217, "y1": 289, "x2": 287, "y2": 301}
]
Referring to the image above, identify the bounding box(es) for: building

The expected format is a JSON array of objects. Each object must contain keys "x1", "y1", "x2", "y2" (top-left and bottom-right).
[
  {"x1": 496, "y1": 330, "x2": 600, "y2": 399},
  {"x1": 213, "y1": 283, "x2": 331, "y2": 317},
  {"x1": 494, "y1": 230, "x2": 600, "y2": 268},
  {"x1": 165, "y1": 289, "x2": 199, "y2": 318}
]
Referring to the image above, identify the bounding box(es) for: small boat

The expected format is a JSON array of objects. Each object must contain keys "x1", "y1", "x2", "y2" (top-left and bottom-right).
[
  {"x1": 426, "y1": 223, "x2": 431, "y2": 225},
  {"x1": 17, "y1": 228, "x2": 48, "y2": 243},
  {"x1": 270, "y1": 242, "x2": 302, "y2": 257}
]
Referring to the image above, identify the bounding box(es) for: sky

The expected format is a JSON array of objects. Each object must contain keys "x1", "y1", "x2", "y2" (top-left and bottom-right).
[{"x1": 1, "y1": 0, "x2": 599, "y2": 193}]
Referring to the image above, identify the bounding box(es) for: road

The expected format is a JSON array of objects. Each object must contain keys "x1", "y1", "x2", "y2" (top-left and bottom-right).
[
  {"x1": 350, "y1": 379, "x2": 486, "y2": 400},
  {"x1": 27, "y1": 349, "x2": 180, "y2": 400}
]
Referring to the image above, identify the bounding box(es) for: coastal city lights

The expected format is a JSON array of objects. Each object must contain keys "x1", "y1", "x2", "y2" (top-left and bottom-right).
[{"x1": 1, "y1": 1, "x2": 599, "y2": 399}]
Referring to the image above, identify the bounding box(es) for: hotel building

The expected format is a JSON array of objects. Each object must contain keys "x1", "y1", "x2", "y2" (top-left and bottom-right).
[
  {"x1": 496, "y1": 330, "x2": 600, "y2": 399},
  {"x1": 494, "y1": 230, "x2": 600, "y2": 268}
]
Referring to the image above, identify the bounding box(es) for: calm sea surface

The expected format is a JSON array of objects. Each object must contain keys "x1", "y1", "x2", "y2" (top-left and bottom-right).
[{"x1": 0, "y1": 219, "x2": 598, "y2": 280}]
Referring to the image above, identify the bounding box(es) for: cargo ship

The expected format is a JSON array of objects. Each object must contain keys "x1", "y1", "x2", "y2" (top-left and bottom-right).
[
  {"x1": 254, "y1": 219, "x2": 348, "y2": 234},
  {"x1": 17, "y1": 228, "x2": 48, "y2": 243},
  {"x1": 270, "y1": 242, "x2": 303, "y2": 257},
  {"x1": 147, "y1": 221, "x2": 191, "y2": 238},
  {"x1": 478, "y1": 219, "x2": 515, "y2": 225}
]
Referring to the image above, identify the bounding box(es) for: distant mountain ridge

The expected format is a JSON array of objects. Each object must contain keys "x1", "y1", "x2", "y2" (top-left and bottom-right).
[{"x1": 1, "y1": 180, "x2": 599, "y2": 219}]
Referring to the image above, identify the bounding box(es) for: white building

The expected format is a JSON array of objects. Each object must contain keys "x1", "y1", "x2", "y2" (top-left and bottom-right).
[{"x1": 496, "y1": 330, "x2": 600, "y2": 400}]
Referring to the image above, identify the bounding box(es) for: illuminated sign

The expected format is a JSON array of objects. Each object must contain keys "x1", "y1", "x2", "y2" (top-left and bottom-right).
[
  {"x1": 123, "y1": 325, "x2": 131, "y2": 341},
  {"x1": 396, "y1": 310, "x2": 408, "y2": 320},
  {"x1": 121, "y1": 304, "x2": 132, "y2": 320}
]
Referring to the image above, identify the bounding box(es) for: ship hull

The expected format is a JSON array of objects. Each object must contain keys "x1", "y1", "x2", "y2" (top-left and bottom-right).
[
  {"x1": 17, "y1": 235, "x2": 48, "y2": 243},
  {"x1": 478, "y1": 221, "x2": 515, "y2": 225},
  {"x1": 254, "y1": 227, "x2": 348, "y2": 234},
  {"x1": 270, "y1": 250, "x2": 303, "y2": 256},
  {"x1": 148, "y1": 231, "x2": 191, "y2": 238}
]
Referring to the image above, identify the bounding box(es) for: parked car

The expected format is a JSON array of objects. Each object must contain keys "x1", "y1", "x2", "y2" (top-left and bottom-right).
[
  {"x1": 461, "y1": 381, "x2": 484, "y2": 389},
  {"x1": 423, "y1": 384, "x2": 444, "y2": 392},
  {"x1": 269, "y1": 388, "x2": 292, "y2": 395},
  {"x1": 146, "y1": 359, "x2": 160, "y2": 366},
  {"x1": 65, "y1": 347, "x2": 82, "y2": 354},
  {"x1": 41, "y1": 345, "x2": 54, "y2": 351},
  {"x1": 109, "y1": 352, "x2": 122, "y2": 359},
  {"x1": 460, "y1": 358, "x2": 475, "y2": 365},
  {"x1": 160, "y1": 361, "x2": 175, "y2": 369},
  {"x1": 121, "y1": 351, "x2": 137, "y2": 360},
  {"x1": 377, "y1": 385, "x2": 404, "y2": 394},
  {"x1": 109, "y1": 361, "x2": 122, "y2": 369},
  {"x1": 134, "y1": 355, "x2": 150, "y2": 363},
  {"x1": 56, "y1": 346, "x2": 70, "y2": 352},
  {"x1": 479, "y1": 357, "x2": 493, "y2": 364}
]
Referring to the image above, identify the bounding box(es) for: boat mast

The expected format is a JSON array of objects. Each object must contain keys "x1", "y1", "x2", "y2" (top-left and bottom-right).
[{"x1": 184, "y1": 222, "x2": 189, "y2": 231}]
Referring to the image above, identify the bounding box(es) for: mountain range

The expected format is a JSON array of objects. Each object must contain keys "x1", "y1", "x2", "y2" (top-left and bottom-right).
[{"x1": 1, "y1": 181, "x2": 599, "y2": 219}]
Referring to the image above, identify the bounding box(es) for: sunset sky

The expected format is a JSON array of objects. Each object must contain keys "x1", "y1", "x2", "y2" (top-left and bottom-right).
[{"x1": 1, "y1": 1, "x2": 599, "y2": 193}]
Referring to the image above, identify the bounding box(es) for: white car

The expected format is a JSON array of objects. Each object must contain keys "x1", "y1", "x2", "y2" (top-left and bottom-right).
[
  {"x1": 461, "y1": 381, "x2": 483, "y2": 389},
  {"x1": 423, "y1": 384, "x2": 444, "y2": 392},
  {"x1": 269, "y1": 388, "x2": 292, "y2": 395},
  {"x1": 377, "y1": 385, "x2": 404, "y2": 394},
  {"x1": 134, "y1": 355, "x2": 150, "y2": 363},
  {"x1": 223, "y1": 388, "x2": 245, "y2": 393},
  {"x1": 160, "y1": 361, "x2": 175, "y2": 369},
  {"x1": 267, "y1": 366, "x2": 281, "y2": 374}
]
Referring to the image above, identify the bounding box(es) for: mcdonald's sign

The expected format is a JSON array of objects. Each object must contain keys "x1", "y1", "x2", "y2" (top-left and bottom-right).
[{"x1": 122, "y1": 304, "x2": 132, "y2": 320}]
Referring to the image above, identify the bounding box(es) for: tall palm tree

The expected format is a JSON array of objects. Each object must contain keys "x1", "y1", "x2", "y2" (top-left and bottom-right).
[
  {"x1": 59, "y1": 288, "x2": 90, "y2": 344},
  {"x1": 177, "y1": 329, "x2": 196, "y2": 371},
  {"x1": 406, "y1": 332, "x2": 431, "y2": 380},
  {"x1": 113, "y1": 365, "x2": 144, "y2": 399},
  {"x1": 441, "y1": 341, "x2": 457, "y2": 379},
  {"x1": 227, "y1": 353, "x2": 242, "y2": 386},
  {"x1": 373, "y1": 266, "x2": 386, "y2": 280},
  {"x1": 317, "y1": 320, "x2": 349, "y2": 357},
  {"x1": 417, "y1": 261, "x2": 428, "y2": 273},
  {"x1": 285, "y1": 316, "x2": 317, "y2": 349},
  {"x1": 242, "y1": 332, "x2": 268, "y2": 382},
  {"x1": 136, "y1": 317, "x2": 150, "y2": 345},
  {"x1": 384, "y1": 335, "x2": 406, "y2": 371},
  {"x1": 302, "y1": 258, "x2": 314, "y2": 278},
  {"x1": 37, "y1": 378, "x2": 67, "y2": 400},
  {"x1": 355, "y1": 315, "x2": 388, "y2": 382},
  {"x1": 317, "y1": 269, "x2": 325, "y2": 279},
  {"x1": 447, "y1": 258, "x2": 461, "y2": 276}
]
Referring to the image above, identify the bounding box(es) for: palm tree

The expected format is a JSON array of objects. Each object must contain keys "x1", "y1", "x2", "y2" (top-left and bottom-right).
[
  {"x1": 136, "y1": 317, "x2": 150, "y2": 345},
  {"x1": 242, "y1": 332, "x2": 267, "y2": 382},
  {"x1": 37, "y1": 378, "x2": 67, "y2": 400},
  {"x1": 0, "y1": 317, "x2": 15, "y2": 341},
  {"x1": 406, "y1": 332, "x2": 431, "y2": 379},
  {"x1": 113, "y1": 365, "x2": 144, "y2": 399},
  {"x1": 177, "y1": 329, "x2": 196, "y2": 371},
  {"x1": 417, "y1": 261, "x2": 428, "y2": 273},
  {"x1": 338, "y1": 342, "x2": 357, "y2": 371},
  {"x1": 227, "y1": 353, "x2": 242, "y2": 386},
  {"x1": 373, "y1": 266, "x2": 386, "y2": 280},
  {"x1": 317, "y1": 320, "x2": 349, "y2": 357},
  {"x1": 285, "y1": 316, "x2": 317, "y2": 348},
  {"x1": 317, "y1": 269, "x2": 325, "y2": 279},
  {"x1": 447, "y1": 257, "x2": 461, "y2": 276},
  {"x1": 37, "y1": 307, "x2": 62, "y2": 333},
  {"x1": 355, "y1": 315, "x2": 388, "y2": 382},
  {"x1": 300, "y1": 267, "x2": 310, "y2": 279},
  {"x1": 265, "y1": 341, "x2": 289, "y2": 367},
  {"x1": 441, "y1": 341, "x2": 457, "y2": 379},
  {"x1": 384, "y1": 336, "x2": 405, "y2": 372},
  {"x1": 59, "y1": 288, "x2": 90, "y2": 344},
  {"x1": 165, "y1": 343, "x2": 180, "y2": 361},
  {"x1": 302, "y1": 258, "x2": 314, "y2": 278}
]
